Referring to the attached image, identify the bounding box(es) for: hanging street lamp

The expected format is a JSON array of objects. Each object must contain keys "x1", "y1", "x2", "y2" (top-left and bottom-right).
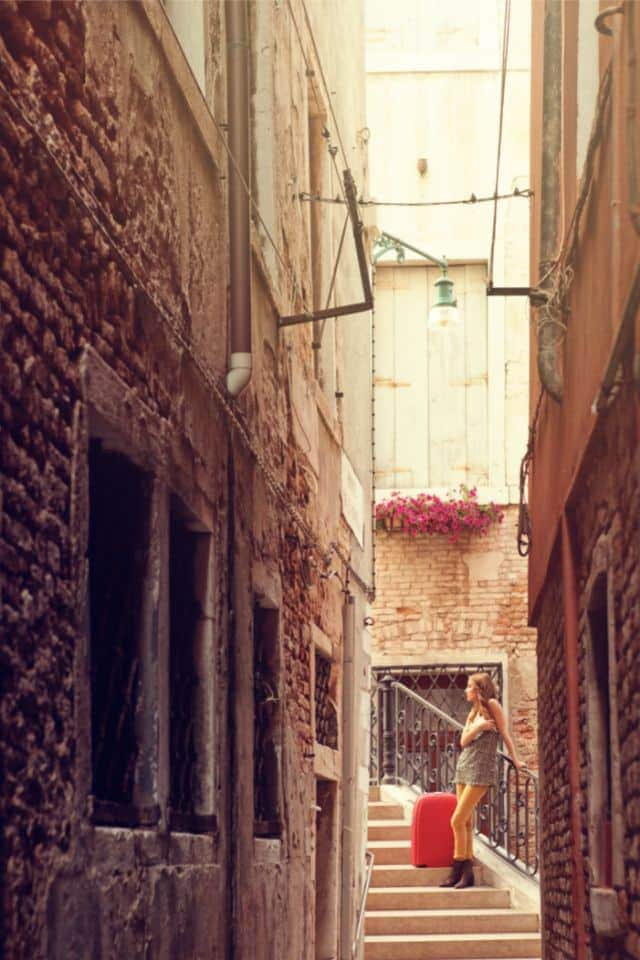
[{"x1": 373, "y1": 230, "x2": 459, "y2": 330}]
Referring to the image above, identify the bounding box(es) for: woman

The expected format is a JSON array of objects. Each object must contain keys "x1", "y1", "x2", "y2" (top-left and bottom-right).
[{"x1": 440, "y1": 672, "x2": 523, "y2": 889}]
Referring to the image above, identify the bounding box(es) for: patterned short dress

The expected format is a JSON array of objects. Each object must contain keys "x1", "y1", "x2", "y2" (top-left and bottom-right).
[{"x1": 453, "y1": 727, "x2": 499, "y2": 787}]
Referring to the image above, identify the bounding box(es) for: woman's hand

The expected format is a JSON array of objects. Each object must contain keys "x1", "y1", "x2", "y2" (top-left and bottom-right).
[{"x1": 469, "y1": 714, "x2": 496, "y2": 736}]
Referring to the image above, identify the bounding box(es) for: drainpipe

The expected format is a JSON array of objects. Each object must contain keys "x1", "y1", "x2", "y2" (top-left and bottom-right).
[
  {"x1": 225, "y1": 0, "x2": 252, "y2": 397},
  {"x1": 537, "y1": 0, "x2": 563, "y2": 401},
  {"x1": 560, "y1": 514, "x2": 588, "y2": 960},
  {"x1": 340, "y1": 592, "x2": 356, "y2": 959}
]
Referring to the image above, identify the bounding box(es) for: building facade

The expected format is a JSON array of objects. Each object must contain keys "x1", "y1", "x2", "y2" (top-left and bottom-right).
[
  {"x1": 528, "y1": 2, "x2": 640, "y2": 958},
  {"x1": 0, "y1": 2, "x2": 373, "y2": 958},
  {"x1": 365, "y1": 0, "x2": 536, "y2": 755}
]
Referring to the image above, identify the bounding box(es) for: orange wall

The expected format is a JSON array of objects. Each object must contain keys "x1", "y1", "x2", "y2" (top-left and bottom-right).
[{"x1": 528, "y1": 3, "x2": 640, "y2": 615}]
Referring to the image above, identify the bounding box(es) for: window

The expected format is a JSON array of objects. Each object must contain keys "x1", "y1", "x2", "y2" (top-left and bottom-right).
[
  {"x1": 586, "y1": 574, "x2": 615, "y2": 887},
  {"x1": 169, "y1": 497, "x2": 216, "y2": 833},
  {"x1": 314, "y1": 651, "x2": 338, "y2": 749},
  {"x1": 585, "y1": 569, "x2": 625, "y2": 936},
  {"x1": 253, "y1": 604, "x2": 282, "y2": 837},
  {"x1": 88, "y1": 439, "x2": 156, "y2": 826},
  {"x1": 82, "y1": 349, "x2": 217, "y2": 837},
  {"x1": 163, "y1": 0, "x2": 206, "y2": 94}
]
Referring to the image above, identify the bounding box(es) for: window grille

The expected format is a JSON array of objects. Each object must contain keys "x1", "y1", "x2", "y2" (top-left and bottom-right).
[{"x1": 315, "y1": 652, "x2": 338, "y2": 749}]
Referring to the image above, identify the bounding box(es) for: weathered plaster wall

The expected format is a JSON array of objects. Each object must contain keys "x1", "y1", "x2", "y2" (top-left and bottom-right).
[
  {"x1": 371, "y1": 506, "x2": 538, "y2": 769},
  {"x1": 0, "y1": 2, "x2": 371, "y2": 959},
  {"x1": 0, "y1": 2, "x2": 230, "y2": 956}
]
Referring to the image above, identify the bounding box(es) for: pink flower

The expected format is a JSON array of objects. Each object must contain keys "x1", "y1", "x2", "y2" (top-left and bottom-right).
[{"x1": 376, "y1": 486, "x2": 504, "y2": 540}]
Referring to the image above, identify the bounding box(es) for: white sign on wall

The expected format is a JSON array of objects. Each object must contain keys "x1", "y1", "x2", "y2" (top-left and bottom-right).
[{"x1": 341, "y1": 451, "x2": 365, "y2": 547}]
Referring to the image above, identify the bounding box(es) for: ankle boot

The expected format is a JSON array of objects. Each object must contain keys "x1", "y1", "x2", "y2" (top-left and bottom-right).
[
  {"x1": 453, "y1": 858, "x2": 474, "y2": 889},
  {"x1": 439, "y1": 859, "x2": 464, "y2": 888}
]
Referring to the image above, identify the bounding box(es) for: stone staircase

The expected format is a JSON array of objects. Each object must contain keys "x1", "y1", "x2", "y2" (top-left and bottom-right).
[{"x1": 364, "y1": 788, "x2": 542, "y2": 959}]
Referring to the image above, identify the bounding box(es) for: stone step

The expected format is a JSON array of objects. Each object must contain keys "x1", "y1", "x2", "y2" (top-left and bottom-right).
[
  {"x1": 368, "y1": 802, "x2": 406, "y2": 821},
  {"x1": 369, "y1": 785, "x2": 381, "y2": 802},
  {"x1": 364, "y1": 932, "x2": 541, "y2": 959},
  {"x1": 368, "y1": 820, "x2": 411, "y2": 841},
  {"x1": 367, "y1": 841, "x2": 412, "y2": 865},
  {"x1": 366, "y1": 887, "x2": 511, "y2": 911},
  {"x1": 364, "y1": 908, "x2": 539, "y2": 936},
  {"x1": 370, "y1": 865, "x2": 474, "y2": 887}
]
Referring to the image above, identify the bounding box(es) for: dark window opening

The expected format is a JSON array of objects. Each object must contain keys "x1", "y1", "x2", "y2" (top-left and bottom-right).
[
  {"x1": 89, "y1": 439, "x2": 153, "y2": 826},
  {"x1": 254, "y1": 605, "x2": 281, "y2": 837},
  {"x1": 588, "y1": 573, "x2": 613, "y2": 887},
  {"x1": 169, "y1": 499, "x2": 216, "y2": 833},
  {"x1": 315, "y1": 652, "x2": 338, "y2": 749}
]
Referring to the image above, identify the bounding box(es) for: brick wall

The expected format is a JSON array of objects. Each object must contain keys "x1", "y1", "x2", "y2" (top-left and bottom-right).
[
  {"x1": 535, "y1": 557, "x2": 573, "y2": 957},
  {"x1": 372, "y1": 505, "x2": 538, "y2": 768},
  {"x1": 0, "y1": 3, "x2": 370, "y2": 958},
  {"x1": 0, "y1": 3, "x2": 231, "y2": 956},
  {"x1": 0, "y1": 0, "x2": 368, "y2": 960},
  {"x1": 532, "y1": 382, "x2": 640, "y2": 960}
]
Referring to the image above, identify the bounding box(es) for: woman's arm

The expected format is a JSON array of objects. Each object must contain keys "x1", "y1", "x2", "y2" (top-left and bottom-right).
[
  {"x1": 488, "y1": 699, "x2": 524, "y2": 770},
  {"x1": 460, "y1": 711, "x2": 496, "y2": 748}
]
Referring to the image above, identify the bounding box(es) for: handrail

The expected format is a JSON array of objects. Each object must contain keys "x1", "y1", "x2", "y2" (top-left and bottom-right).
[
  {"x1": 352, "y1": 851, "x2": 374, "y2": 958},
  {"x1": 373, "y1": 675, "x2": 539, "y2": 879}
]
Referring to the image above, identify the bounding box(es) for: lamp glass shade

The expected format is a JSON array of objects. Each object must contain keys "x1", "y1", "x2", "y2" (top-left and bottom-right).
[
  {"x1": 428, "y1": 303, "x2": 460, "y2": 329},
  {"x1": 428, "y1": 273, "x2": 459, "y2": 329}
]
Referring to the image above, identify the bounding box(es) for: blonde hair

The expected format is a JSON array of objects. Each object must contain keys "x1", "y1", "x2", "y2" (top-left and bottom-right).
[{"x1": 467, "y1": 671, "x2": 498, "y2": 721}]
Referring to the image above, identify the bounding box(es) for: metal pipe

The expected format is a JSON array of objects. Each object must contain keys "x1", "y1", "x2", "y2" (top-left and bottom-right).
[
  {"x1": 225, "y1": 0, "x2": 252, "y2": 396},
  {"x1": 537, "y1": 0, "x2": 564, "y2": 401},
  {"x1": 560, "y1": 514, "x2": 588, "y2": 960},
  {"x1": 351, "y1": 852, "x2": 374, "y2": 958},
  {"x1": 279, "y1": 170, "x2": 373, "y2": 326},
  {"x1": 340, "y1": 593, "x2": 356, "y2": 960}
]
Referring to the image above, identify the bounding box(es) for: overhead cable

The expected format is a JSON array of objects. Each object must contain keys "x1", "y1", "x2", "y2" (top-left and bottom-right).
[
  {"x1": 298, "y1": 187, "x2": 532, "y2": 208},
  {"x1": 285, "y1": 0, "x2": 348, "y2": 206},
  {"x1": 300, "y1": 0, "x2": 351, "y2": 172},
  {"x1": 488, "y1": 0, "x2": 512, "y2": 287}
]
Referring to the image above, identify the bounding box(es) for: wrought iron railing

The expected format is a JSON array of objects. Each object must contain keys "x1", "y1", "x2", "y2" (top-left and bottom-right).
[
  {"x1": 373, "y1": 676, "x2": 539, "y2": 879},
  {"x1": 369, "y1": 662, "x2": 504, "y2": 784}
]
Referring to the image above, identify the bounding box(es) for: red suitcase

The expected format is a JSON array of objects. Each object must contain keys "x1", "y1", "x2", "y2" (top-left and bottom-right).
[{"x1": 411, "y1": 791, "x2": 457, "y2": 867}]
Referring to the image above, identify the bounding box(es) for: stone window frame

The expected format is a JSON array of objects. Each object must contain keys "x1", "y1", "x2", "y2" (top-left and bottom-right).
[
  {"x1": 252, "y1": 596, "x2": 284, "y2": 840},
  {"x1": 582, "y1": 533, "x2": 625, "y2": 938},
  {"x1": 72, "y1": 347, "x2": 219, "y2": 852},
  {"x1": 311, "y1": 625, "x2": 340, "y2": 781}
]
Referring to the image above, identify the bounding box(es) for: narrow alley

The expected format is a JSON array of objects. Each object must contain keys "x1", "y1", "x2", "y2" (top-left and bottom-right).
[{"x1": 0, "y1": 2, "x2": 638, "y2": 960}]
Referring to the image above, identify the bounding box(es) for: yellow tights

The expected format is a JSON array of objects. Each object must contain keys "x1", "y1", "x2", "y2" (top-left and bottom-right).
[{"x1": 451, "y1": 784, "x2": 487, "y2": 860}]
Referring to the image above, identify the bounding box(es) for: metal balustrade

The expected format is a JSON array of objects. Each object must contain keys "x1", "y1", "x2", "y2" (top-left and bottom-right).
[{"x1": 372, "y1": 675, "x2": 539, "y2": 879}]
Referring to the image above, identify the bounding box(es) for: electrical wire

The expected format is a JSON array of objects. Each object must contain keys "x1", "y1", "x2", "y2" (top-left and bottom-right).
[
  {"x1": 488, "y1": 0, "x2": 512, "y2": 287},
  {"x1": 285, "y1": 0, "x2": 348, "y2": 208},
  {"x1": 298, "y1": 187, "x2": 532, "y2": 208},
  {"x1": 317, "y1": 211, "x2": 350, "y2": 345},
  {"x1": 300, "y1": 0, "x2": 350, "y2": 173}
]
